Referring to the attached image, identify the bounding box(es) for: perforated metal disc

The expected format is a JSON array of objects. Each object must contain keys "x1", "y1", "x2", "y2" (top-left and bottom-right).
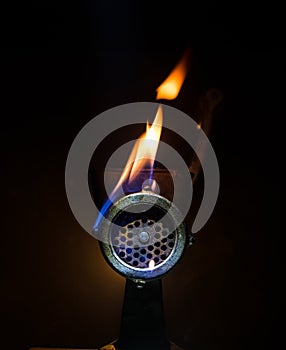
[
  {"x1": 99, "y1": 192, "x2": 187, "y2": 281},
  {"x1": 111, "y1": 218, "x2": 176, "y2": 269}
]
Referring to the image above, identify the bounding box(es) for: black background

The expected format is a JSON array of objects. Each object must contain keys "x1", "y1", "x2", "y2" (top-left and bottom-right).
[{"x1": 1, "y1": 1, "x2": 284, "y2": 350}]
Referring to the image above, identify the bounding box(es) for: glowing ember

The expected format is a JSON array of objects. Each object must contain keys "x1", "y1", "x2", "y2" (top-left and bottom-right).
[{"x1": 148, "y1": 259, "x2": 155, "y2": 270}]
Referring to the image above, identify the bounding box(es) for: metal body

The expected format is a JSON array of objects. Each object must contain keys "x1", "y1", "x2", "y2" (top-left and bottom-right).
[
  {"x1": 115, "y1": 279, "x2": 170, "y2": 350},
  {"x1": 99, "y1": 191, "x2": 188, "y2": 282}
]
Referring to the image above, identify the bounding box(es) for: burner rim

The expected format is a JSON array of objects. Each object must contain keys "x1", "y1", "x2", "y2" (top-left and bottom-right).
[{"x1": 99, "y1": 192, "x2": 188, "y2": 281}]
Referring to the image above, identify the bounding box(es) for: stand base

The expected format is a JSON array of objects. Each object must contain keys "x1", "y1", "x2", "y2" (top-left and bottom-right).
[
  {"x1": 29, "y1": 279, "x2": 186, "y2": 350},
  {"x1": 29, "y1": 342, "x2": 185, "y2": 350}
]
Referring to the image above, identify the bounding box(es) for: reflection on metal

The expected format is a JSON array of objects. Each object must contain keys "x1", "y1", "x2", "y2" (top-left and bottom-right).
[{"x1": 100, "y1": 344, "x2": 116, "y2": 350}]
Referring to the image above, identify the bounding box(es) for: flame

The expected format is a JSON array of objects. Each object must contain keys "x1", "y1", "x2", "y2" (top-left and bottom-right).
[
  {"x1": 109, "y1": 105, "x2": 163, "y2": 197},
  {"x1": 148, "y1": 259, "x2": 155, "y2": 270},
  {"x1": 95, "y1": 51, "x2": 190, "y2": 229},
  {"x1": 94, "y1": 106, "x2": 163, "y2": 230},
  {"x1": 156, "y1": 49, "x2": 190, "y2": 100},
  {"x1": 129, "y1": 105, "x2": 163, "y2": 182}
]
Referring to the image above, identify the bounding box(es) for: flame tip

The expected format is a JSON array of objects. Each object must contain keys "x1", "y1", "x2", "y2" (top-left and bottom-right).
[{"x1": 155, "y1": 50, "x2": 190, "y2": 100}]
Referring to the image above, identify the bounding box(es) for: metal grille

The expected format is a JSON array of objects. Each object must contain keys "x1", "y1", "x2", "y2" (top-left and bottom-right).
[{"x1": 111, "y1": 218, "x2": 176, "y2": 269}]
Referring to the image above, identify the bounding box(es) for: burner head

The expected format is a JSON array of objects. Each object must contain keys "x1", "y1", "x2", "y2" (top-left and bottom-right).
[{"x1": 98, "y1": 192, "x2": 188, "y2": 282}]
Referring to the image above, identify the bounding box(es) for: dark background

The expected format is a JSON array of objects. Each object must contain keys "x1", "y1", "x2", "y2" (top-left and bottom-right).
[{"x1": 1, "y1": 1, "x2": 284, "y2": 349}]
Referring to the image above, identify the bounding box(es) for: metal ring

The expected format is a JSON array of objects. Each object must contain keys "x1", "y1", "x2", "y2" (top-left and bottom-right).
[{"x1": 99, "y1": 192, "x2": 188, "y2": 281}]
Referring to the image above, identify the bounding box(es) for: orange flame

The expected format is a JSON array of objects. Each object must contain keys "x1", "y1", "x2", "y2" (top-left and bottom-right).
[
  {"x1": 156, "y1": 49, "x2": 191, "y2": 100},
  {"x1": 109, "y1": 105, "x2": 163, "y2": 197},
  {"x1": 106, "y1": 52, "x2": 190, "y2": 201},
  {"x1": 129, "y1": 105, "x2": 163, "y2": 182}
]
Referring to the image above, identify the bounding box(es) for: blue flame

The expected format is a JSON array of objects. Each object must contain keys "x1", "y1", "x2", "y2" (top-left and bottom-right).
[
  {"x1": 93, "y1": 197, "x2": 113, "y2": 231},
  {"x1": 93, "y1": 166, "x2": 156, "y2": 231},
  {"x1": 94, "y1": 106, "x2": 162, "y2": 230}
]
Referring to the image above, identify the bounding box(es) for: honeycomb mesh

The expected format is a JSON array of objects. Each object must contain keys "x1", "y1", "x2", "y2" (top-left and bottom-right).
[{"x1": 111, "y1": 218, "x2": 176, "y2": 269}]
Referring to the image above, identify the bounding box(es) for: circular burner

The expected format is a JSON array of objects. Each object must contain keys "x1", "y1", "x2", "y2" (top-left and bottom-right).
[{"x1": 99, "y1": 192, "x2": 188, "y2": 281}]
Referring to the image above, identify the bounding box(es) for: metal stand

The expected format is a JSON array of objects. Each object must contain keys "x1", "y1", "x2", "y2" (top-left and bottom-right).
[{"x1": 114, "y1": 279, "x2": 170, "y2": 350}]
